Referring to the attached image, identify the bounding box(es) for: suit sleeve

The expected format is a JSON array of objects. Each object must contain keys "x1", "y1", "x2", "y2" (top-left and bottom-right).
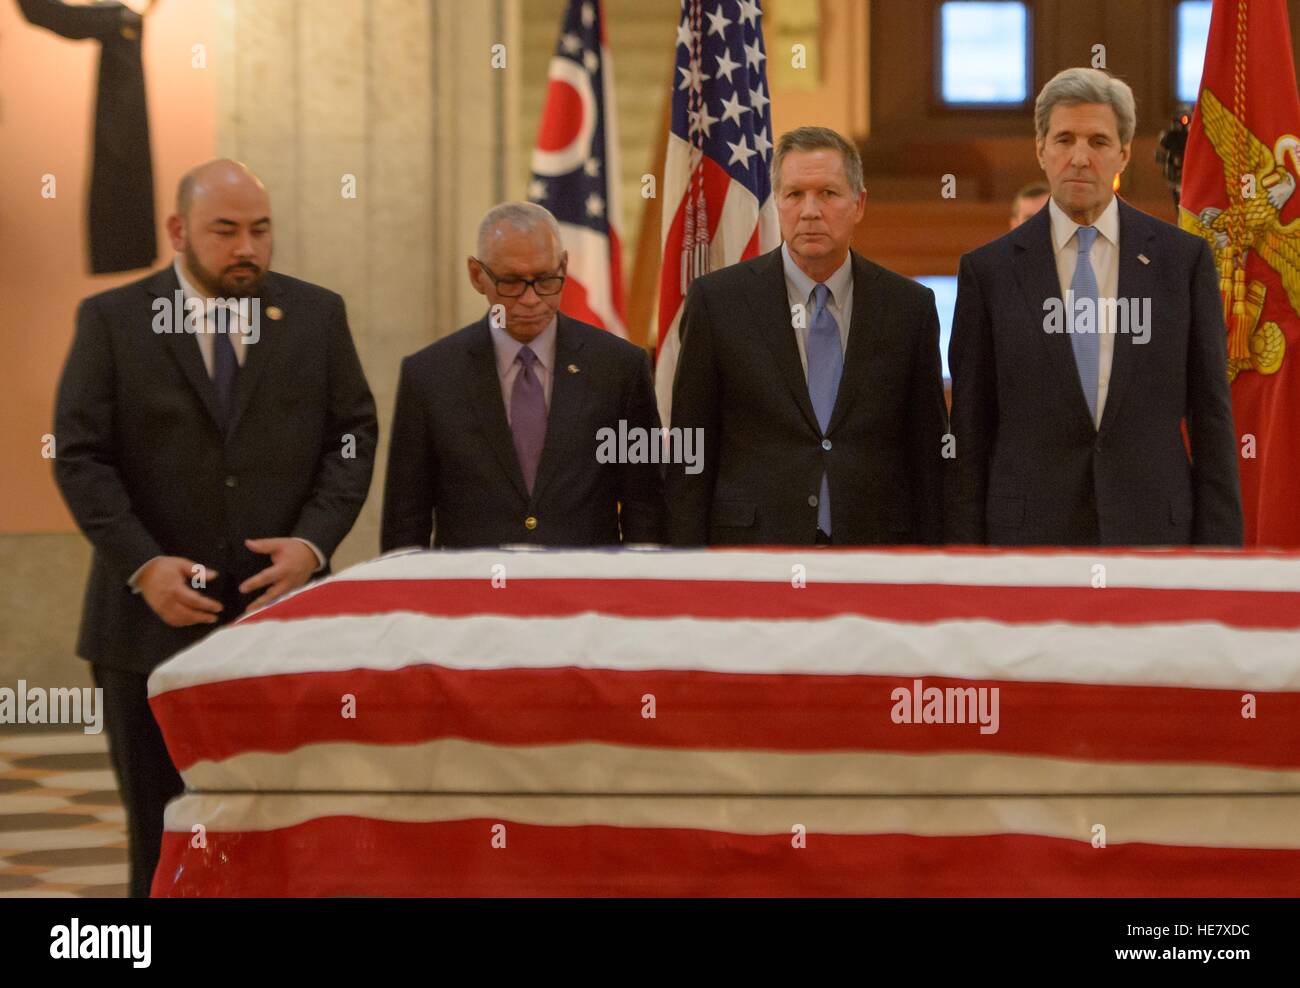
[
  {"x1": 945, "y1": 252, "x2": 997, "y2": 545},
  {"x1": 289, "y1": 293, "x2": 378, "y2": 560},
  {"x1": 664, "y1": 282, "x2": 722, "y2": 546},
  {"x1": 908, "y1": 288, "x2": 949, "y2": 545},
  {"x1": 1186, "y1": 239, "x2": 1244, "y2": 546},
  {"x1": 16, "y1": 0, "x2": 123, "y2": 40},
  {"x1": 380, "y1": 355, "x2": 436, "y2": 553},
  {"x1": 616, "y1": 349, "x2": 667, "y2": 543},
  {"x1": 53, "y1": 298, "x2": 163, "y2": 577}
]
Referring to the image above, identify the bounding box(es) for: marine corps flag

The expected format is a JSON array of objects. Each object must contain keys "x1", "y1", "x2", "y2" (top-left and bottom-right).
[{"x1": 1180, "y1": 0, "x2": 1300, "y2": 547}]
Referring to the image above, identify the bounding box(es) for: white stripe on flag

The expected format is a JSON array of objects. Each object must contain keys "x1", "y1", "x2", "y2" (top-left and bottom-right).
[
  {"x1": 163, "y1": 790, "x2": 1300, "y2": 848},
  {"x1": 150, "y1": 610, "x2": 1300, "y2": 695}
]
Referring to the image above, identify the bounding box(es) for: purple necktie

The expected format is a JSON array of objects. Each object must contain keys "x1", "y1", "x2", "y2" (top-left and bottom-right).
[
  {"x1": 510, "y1": 345, "x2": 547, "y2": 494},
  {"x1": 211, "y1": 305, "x2": 239, "y2": 432}
]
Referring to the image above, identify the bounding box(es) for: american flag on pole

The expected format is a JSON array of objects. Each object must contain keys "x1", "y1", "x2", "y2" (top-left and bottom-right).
[
  {"x1": 149, "y1": 548, "x2": 1300, "y2": 896},
  {"x1": 527, "y1": 0, "x2": 626, "y2": 337},
  {"x1": 654, "y1": 0, "x2": 780, "y2": 426}
]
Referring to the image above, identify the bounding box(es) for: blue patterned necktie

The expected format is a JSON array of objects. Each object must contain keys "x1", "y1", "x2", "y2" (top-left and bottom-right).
[
  {"x1": 511, "y1": 345, "x2": 548, "y2": 494},
  {"x1": 1070, "y1": 225, "x2": 1100, "y2": 424},
  {"x1": 806, "y1": 283, "x2": 843, "y2": 536}
]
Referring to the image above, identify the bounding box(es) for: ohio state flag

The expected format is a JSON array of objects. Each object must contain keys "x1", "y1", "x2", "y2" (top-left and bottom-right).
[
  {"x1": 527, "y1": 0, "x2": 626, "y2": 337},
  {"x1": 1179, "y1": 0, "x2": 1300, "y2": 547}
]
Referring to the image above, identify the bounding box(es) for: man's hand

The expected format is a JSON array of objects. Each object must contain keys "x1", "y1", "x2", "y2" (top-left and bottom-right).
[
  {"x1": 137, "y1": 556, "x2": 223, "y2": 628},
  {"x1": 239, "y1": 538, "x2": 318, "y2": 611}
]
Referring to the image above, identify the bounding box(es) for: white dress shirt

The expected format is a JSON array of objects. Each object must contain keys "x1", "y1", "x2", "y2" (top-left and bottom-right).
[
  {"x1": 174, "y1": 258, "x2": 251, "y2": 372},
  {"x1": 1048, "y1": 195, "x2": 1120, "y2": 426},
  {"x1": 781, "y1": 242, "x2": 854, "y2": 378},
  {"x1": 489, "y1": 315, "x2": 557, "y2": 424},
  {"x1": 129, "y1": 259, "x2": 322, "y2": 591}
]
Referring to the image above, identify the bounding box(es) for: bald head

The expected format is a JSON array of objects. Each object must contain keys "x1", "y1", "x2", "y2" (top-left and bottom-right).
[
  {"x1": 175, "y1": 159, "x2": 267, "y2": 220},
  {"x1": 167, "y1": 159, "x2": 273, "y2": 298}
]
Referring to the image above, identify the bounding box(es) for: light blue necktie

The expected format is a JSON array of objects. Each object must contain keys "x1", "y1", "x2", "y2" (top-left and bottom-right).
[
  {"x1": 1070, "y1": 225, "x2": 1100, "y2": 423},
  {"x1": 806, "y1": 283, "x2": 843, "y2": 536}
]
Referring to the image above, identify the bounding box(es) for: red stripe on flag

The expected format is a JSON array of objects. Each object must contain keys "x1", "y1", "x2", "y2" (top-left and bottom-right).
[
  {"x1": 239, "y1": 578, "x2": 1300, "y2": 631},
  {"x1": 151, "y1": 665, "x2": 1300, "y2": 772},
  {"x1": 656, "y1": 154, "x2": 736, "y2": 346},
  {"x1": 154, "y1": 818, "x2": 1300, "y2": 897},
  {"x1": 557, "y1": 277, "x2": 606, "y2": 331}
]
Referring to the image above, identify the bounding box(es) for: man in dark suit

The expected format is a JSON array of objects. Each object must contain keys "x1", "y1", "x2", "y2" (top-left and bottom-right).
[
  {"x1": 53, "y1": 159, "x2": 378, "y2": 895},
  {"x1": 665, "y1": 126, "x2": 948, "y2": 546},
  {"x1": 380, "y1": 202, "x2": 663, "y2": 550},
  {"x1": 946, "y1": 68, "x2": 1242, "y2": 547}
]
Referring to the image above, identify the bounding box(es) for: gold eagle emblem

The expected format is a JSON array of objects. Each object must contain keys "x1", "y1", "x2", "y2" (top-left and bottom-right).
[{"x1": 1179, "y1": 88, "x2": 1300, "y2": 380}]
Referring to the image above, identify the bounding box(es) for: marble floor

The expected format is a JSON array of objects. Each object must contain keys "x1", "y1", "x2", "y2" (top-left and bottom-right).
[{"x1": 0, "y1": 730, "x2": 127, "y2": 897}]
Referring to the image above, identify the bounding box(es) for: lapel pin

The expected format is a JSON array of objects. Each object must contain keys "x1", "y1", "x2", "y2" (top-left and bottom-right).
[
  {"x1": 567, "y1": 363, "x2": 580, "y2": 374},
  {"x1": 1138, "y1": 254, "x2": 1150, "y2": 266},
  {"x1": 266, "y1": 305, "x2": 284, "y2": 320}
]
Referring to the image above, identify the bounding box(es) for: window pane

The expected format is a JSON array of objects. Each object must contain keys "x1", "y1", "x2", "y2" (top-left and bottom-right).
[
  {"x1": 1177, "y1": 1, "x2": 1213, "y2": 104},
  {"x1": 913, "y1": 276, "x2": 958, "y2": 379},
  {"x1": 940, "y1": 2, "x2": 1028, "y2": 104}
]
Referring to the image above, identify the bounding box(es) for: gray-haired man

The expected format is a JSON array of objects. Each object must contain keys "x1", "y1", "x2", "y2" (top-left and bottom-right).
[
  {"x1": 946, "y1": 68, "x2": 1242, "y2": 547},
  {"x1": 666, "y1": 126, "x2": 948, "y2": 546},
  {"x1": 381, "y1": 201, "x2": 664, "y2": 550}
]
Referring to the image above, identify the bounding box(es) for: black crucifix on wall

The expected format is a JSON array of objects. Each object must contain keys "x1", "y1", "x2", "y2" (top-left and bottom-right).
[{"x1": 16, "y1": 0, "x2": 158, "y2": 274}]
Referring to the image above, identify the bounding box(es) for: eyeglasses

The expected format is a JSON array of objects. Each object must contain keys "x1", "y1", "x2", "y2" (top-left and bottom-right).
[{"x1": 473, "y1": 259, "x2": 566, "y2": 298}]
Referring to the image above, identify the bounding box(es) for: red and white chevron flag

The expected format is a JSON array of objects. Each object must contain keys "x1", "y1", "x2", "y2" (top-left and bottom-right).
[{"x1": 149, "y1": 548, "x2": 1300, "y2": 897}]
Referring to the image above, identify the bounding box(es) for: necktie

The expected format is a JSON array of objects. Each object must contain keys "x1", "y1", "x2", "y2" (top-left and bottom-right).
[
  {"x1": 210, "y1": 304, "x2": 239, "y2": 432},
  {"x1": 510, "y1": 345, "x2": 548, "y2": 494},
  {"x1": 1070, "y1": 225, "x2": 1100, "y2": 424},
  {"x1": 806, "y1": 283, "x2": 843, "y2": 536}
]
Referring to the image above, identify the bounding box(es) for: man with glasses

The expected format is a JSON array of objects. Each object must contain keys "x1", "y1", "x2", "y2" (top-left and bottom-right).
[{"x1": 380, "y1": 201, "x2": 664, "y2": 550}]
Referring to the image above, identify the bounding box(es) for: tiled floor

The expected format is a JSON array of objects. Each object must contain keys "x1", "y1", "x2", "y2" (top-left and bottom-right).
[{"x1": 0, "y1": 731, "x2": 127, "y2": 897}]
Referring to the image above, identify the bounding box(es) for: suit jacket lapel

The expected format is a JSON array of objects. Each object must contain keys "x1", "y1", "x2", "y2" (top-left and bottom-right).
[
  {"x1": 747, "y1": 247, "x2": 820, "y2": 435},
  {"x1": 465, "y1": 318, "x2": 530, "y2": 500},
  {"x1": 1012, "y1": 207, "x2": 1097, "y2": 432},
  {"x1": 148, "y1": 266, "x2": 225, "y2": 432},
  {"x1": 826, "y1": 251, "x2": 881, "y2": 434},
  {"x1": 531, "y1": 315, "x2": 588, "y2": 503},
  {"x1": 1099, "y1": 200, "x2": 1156, "y2": 434},
  {"x1": 227, "y1": 274, "x2": 289, "y2": 439}
]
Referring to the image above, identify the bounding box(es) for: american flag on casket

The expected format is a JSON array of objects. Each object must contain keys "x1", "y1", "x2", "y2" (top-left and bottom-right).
[{"x1": 148, "y1": 547, "x2": 1300, "y2": 897}]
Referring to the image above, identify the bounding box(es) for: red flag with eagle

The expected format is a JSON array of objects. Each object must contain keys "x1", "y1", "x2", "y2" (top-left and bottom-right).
[
  {"x1": 527, "y1": 0, "x2": 626, "y2": 337},
  {"x1": 654, "y1": 0, "x2": 780, "y2": 427},
  {"x1": 1179, "y1": 0, "x2": 1300, "y2": 548}
]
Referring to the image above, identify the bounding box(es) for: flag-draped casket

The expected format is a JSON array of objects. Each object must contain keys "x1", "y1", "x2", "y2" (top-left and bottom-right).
[{"x1": 148, "y1": 548, "x2": 1300, "y2": 896}]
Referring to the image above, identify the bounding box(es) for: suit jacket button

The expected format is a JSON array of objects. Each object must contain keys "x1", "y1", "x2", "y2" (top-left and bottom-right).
[
  {"x1": 224, "y1": 475, "x2": 238, "y2": 488},
  {"x1": 821, "y1": 439, "x2": 832, "y2": 451},
  {"x1": 808, "y1": 495, "x2": 818, "y2": 507},
  {"x1": 524, "y1": 516, "x2": 538, "y2": 530}
]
